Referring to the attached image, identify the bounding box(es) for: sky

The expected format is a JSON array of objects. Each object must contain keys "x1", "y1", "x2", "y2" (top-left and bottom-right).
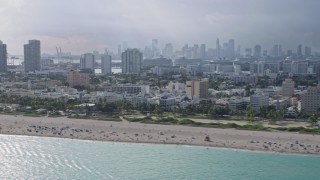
[{"x1": 0, "y1": 0, "x2": 320, "y2": 55}]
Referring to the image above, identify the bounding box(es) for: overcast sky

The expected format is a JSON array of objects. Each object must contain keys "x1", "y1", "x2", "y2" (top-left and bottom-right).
[{"x1": 1, "y1": 0, "x2": 319, "y2": 55}]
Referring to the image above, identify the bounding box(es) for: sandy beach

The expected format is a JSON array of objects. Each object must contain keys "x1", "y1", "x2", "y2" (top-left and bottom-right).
[{"x1": 0, "y1": 114, "x2": 319, "y2": 155}]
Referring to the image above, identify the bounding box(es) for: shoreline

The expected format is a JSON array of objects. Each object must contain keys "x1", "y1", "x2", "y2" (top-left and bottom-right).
[
  {"x1": 2, "y1": 133, "x2": 319, "y2": 158},
  {"x1": 0, "y1": 114, "x2": 320, "y2": 155}
]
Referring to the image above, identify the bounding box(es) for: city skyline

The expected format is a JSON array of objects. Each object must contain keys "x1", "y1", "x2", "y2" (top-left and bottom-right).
[
  {"x1": 0, "y1": 0, "x2": 320, "y2": 55},
  {"x1": 1, "y1": 1, "x2": 320, "y2": 178},
  {"x1": 1, "y1": 38, "x2": 315, "y2": 58}
]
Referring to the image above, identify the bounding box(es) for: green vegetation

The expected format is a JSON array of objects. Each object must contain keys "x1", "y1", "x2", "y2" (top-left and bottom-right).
[
  {"x1": 267, "y1": 110, "x2": 283, "y2": 124},
  {"x1": 291, "y1": 75, "x2": 319, "y2": 87},
  {"x1": 0, "y1": 110, "x2": 23, "y2": 115},
  {"x1": 245, "y1": 105, "x2": 255, "y2": 123},
  {"x1": 174, "y1": 101, "x2": 229, "y2": 116},
  {"x1": 0, "y1": 94, "x2": 81, "y2": 111},
  {"x1": 0, "y1": 110, "x2": 46, "y2": 117},
  {"x1": 154, "y1": 105, "x2": 164, "y2": 117},
  {"x1": 68, "y1": 114, "x2": 121, "y2": 121},
  {"x1": 96, "y1": 99, "x2": 156, "y2": 114},
  {"x1": 177, "y1": 119, "x2": 195, "y2": 125},
  {"x1": 300, "y1": 128, "x2": 320, "y2": 134},
  {"x1": 226, "y1": 116, "x2": 246, "y2": 121},
  {"x1": 126, "y1": 117, "x2": 149, "y2": 122},
  {"x1": 23, "y1": 112, "x2": 46, "y2": 117},
  {"x1": 309, "y1": 114, "x2": 320, "y2": 127},
  {"x1": 125, "y1": 117, "x2": 268, "y2": 130},
  {"x1": 48, "y1": 111, "x2": 63, "y2": 117},
  {"x1": 275, "y1": 126, "x2": 320, "y2": 134},
  {"x1": 238, "y1": 124, "x2": 269, "y2": 131},
  {"x1": 126, "y1": 117, "x2": 178, "y2": 124},
  {"x1": 125, "y1": 116, "x2": 320, "y2": 134},
  {"x1": 256, "y1": 76, "x2": 270, "y2": 88}
]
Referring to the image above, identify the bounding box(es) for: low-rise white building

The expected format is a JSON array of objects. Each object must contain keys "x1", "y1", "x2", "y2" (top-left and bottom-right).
[
  {"x1": 229, "y1": 97, "x2": 250, "y2": 112},
  {"x1": 159, "y1": 95, "x2": 175, "y2": 111},
  {"x1": 250, "y1": 92, "x2": 269, "y2": 112}
]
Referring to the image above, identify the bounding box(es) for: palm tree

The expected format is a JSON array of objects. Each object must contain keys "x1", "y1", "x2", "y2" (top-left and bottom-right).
[
  {"x1": 208, "y1": 107, "x2": 216, "y2": 118},
  {"x1": 154, "y1": 105, "x2": 164, "y2": 117},
  {"x1": 267, "y1": 110, "x2": 277, "y2": 124},
  {"x1": 245, "y1": 105, "x2": 255, "y2": 123},
  {"x1": 309, "y1": 114, "x2": 319, "y2": 127}
]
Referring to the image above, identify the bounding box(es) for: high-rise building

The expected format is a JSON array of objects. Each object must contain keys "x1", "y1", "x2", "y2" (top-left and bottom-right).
[
  {"x1": 186, "y1": 79, "x2": 208, "y2": 99},
  {"x1": 192, "y1": 44, "x2": 199, "y2": 59},
  {"x1": 206, "y1": 48, "x2": 214, "y2": 59},
  {"x1": 263, "y1": 62, "x2": 280, "y2": 74},
  {"x1": 24, "y1": 40, "x2": 41, "y2": 72},
  {"x1": 182, "y1": 44, "x2": 192, "y2": 59},
  {"x1": 279, "y1": 45, "x2": 283, "y2": 57},
  {"x1": 163, "y1": 43, "x2": 173, "y2": 58},
  {"x1": 152, "y1": 39, "x2": 159, "y2": 57},
  {"x1": 0, "y1": 40, "x2": 7, "y2": 73},
  {"x1": 222, "y1": 43, "x2": 228, "y2": 58},
  {"x1": 122, "y1": 48, "x2": 142, "y2": 74},
  {"x1": 253, "y1": 45, "x2": 262, "y2": 58},
  {"x1": 143, "y1": 46, "x2": 153, "y2": 59},
  {"x1": 250, "y1": 61, "x2": 264, "y2": 75},
  {"x1": 305, "y1": 46, "x2": 312, "y2": 57},
  {"x1": 301, "y1": 85, "x2": 320, "y2": 115},
  {"x1": 263, "y1": 50, "x2": 268, "y2": 57},
  {"x1": 250, "y1": 61, "x2": 279, "y2": 76},
  {"x1": 282, "y1": 79, "x2": 295, "y2": 97},
  {"x1": 245, "y1": 48, "x2": 252, "y2": 57},
  {"x1": 101, "y1": 54, "x2": 112, "y2": 75},
  {"x1": 271, "y1": 44, "x2": 279, "y2": 57},
  {"x1": 227, "y1": 39, "x2": 235, "y2": 60},
  {"x1": 284, "y1": 61, "x2": 308, "y2": 74},
  {"x1": 93, "y1": 50, "x2": 100, "y2": 59},
  {"x1": 200, "y1": 44, "x2": 206, "y2": 60},
  {"x1": 216, "y1": 38, "x2": 220, "y2": 59},
  {"x1": 297, "y1": 44, "x2": 302, "y2": 56},
  {"x1": 80, "y1": 53, "x2": 95, "y2": 73},
  {"x1": 122, "y1": 41, "x2": 128, "y2": 52},
  {"x1": 236, "y1": 45, "x2": 241, "y2": 57},
  {"x1": 67, "y1": 70, "x2": 90, "y2": 88},
  {"x1": 117, "y1": 44, "x2": 122, "y2": 58}
]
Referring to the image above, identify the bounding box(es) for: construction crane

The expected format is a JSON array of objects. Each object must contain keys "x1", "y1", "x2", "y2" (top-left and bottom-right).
[
  {"x1": 8, "y1": 56, "x2": 19, "y2": 65},
  {"x1": 56, "y1": 46, "x2": 63, "y2": 59}
]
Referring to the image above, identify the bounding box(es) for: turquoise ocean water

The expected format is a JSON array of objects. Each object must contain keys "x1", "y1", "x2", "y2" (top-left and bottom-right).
[{"x1": 0, "y1": 134, "x2": 319, "y2": 180}]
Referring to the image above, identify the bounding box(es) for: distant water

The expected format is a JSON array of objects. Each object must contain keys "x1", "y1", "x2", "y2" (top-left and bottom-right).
[
  {"x1": 11, "y1": 58, "x2": 122, "y2": 74},
  {"x1": 0, "y1": 135, "x2": 319, "y2": 180},
  {"x1": 95, "y1": 68, "x2": 122, "y2": 74}
]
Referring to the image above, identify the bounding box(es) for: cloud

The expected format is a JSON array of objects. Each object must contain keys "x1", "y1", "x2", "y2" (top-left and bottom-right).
[{"x1": 0, "y1": 0, "x2": 319, "y2": 54}]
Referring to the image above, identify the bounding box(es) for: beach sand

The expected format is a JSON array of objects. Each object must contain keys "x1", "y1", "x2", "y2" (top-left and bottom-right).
[{"x1": 0, "y1": 114, "x2": 319, "y2": 155}]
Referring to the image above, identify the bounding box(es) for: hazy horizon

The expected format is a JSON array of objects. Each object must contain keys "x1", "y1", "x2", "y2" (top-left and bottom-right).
[{"x1": 1, "y1": 0, "x2": 319, "y2": 55}]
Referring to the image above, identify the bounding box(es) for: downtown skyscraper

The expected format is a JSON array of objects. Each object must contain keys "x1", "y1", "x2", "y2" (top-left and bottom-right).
[
  {"x1": 101, "y1": 54, "x2": 112, "y2": 75},
  {"x1": 80, "y1": 53, "x2": 95, "y2": 73},
  {"x1": 254, "y1": 45, "x2": 262, "y2": 58},
  {"x1": 122, "y1": 49, "x2": 142, "y2": 74},
  {"x1": 24, "y1": 40, "x2": 41, "y2": 72},
  {"x1": 0, "y1": 40, "x2": 7, "y2": 73},
  {"x1": 216, "y1": 38, "x2": 221, "y2": 59},
  {"x1": 226, "y1": 39, "x2": 235, "y2": 60}
]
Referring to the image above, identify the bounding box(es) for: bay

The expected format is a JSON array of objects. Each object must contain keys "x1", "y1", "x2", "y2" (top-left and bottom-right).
[{"x1": 0, "y1": 134, "x2": 319, "y2": 180}]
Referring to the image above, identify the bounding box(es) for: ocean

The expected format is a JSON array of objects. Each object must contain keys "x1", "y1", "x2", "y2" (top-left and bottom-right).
[
  {"x1": 9, "y1": 57, "x2": 122, "y2": 74},
  {"x1": 0, "y1": 134, "x2": 319, "y2": 180}
]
